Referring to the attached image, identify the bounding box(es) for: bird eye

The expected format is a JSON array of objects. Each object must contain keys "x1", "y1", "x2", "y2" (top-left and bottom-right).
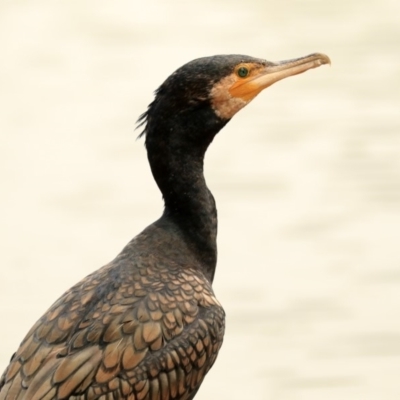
[{"x1": 237, "y1": 67, "x2": 249, "y2": 78}]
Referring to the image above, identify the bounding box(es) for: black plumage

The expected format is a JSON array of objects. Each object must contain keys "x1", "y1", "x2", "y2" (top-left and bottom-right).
[{"x1": 0, "y1": 52, "x2": 329, "y2": 400}]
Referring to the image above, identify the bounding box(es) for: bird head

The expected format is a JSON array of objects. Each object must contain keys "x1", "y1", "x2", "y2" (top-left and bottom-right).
[{"x1": 138, "y1": 53, "x2": 330, "y2": 150}]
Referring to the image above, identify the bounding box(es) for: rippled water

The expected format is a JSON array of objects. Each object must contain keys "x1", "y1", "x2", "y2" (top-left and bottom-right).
[{"x1": 1, "y1": 1, "x2": 399, "y2": 399}]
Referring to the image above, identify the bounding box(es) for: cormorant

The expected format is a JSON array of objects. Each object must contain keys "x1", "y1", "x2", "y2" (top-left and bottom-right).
[{"x1": 0, "y1": 52, "x2": 330, "y2": 400}]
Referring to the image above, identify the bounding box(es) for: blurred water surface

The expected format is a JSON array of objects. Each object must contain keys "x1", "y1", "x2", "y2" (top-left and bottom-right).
[{"x1": 1, "y1": 1, "x2": 399, "y2": 399}]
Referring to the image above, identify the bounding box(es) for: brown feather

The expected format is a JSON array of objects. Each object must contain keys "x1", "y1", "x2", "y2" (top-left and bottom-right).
[{"x1": 142, "y1": 322, "x2": 161, "y2": 344}]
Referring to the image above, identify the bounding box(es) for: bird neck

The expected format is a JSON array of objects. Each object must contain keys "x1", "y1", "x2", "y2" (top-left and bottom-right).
[
  {"x1": 145, "y1": 111, "x2": 227, "y2": 281},
  {"x1": 150, "y1": 148, "x2": 217, "y2": 280}
]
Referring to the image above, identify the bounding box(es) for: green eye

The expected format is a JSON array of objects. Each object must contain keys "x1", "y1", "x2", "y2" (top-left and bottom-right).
[{"x1": 237, "y1": 67, "x2": 249, "y2": 78}]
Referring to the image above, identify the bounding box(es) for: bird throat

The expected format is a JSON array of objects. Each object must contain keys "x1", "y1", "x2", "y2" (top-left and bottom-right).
[
  {"x1": 210, "y1": 74, "x2": 249, "y2": 120},
  {"x1": 148, "y1": 143, "x2": 218, "y2": 280}
]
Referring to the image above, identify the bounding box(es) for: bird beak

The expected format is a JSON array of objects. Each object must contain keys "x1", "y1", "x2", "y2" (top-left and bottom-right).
[{"x1": 229, "y1": 53, "x2": 331, "y2": 102}]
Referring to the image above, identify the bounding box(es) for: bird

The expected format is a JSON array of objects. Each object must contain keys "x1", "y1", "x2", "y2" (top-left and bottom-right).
[{"x1": 0, "y1": 52, "x2": 330, "y2": 400}]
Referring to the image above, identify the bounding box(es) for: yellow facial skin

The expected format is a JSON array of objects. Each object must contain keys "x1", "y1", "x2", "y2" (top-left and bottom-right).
[{"x1": 211, "y1": 53, "x2": 330, "y2": 119}]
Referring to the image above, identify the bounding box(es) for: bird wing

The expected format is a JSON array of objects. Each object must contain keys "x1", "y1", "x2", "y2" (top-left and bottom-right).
[{"x1": 0, "y1": 260, "x2": 225, "y2": 400}]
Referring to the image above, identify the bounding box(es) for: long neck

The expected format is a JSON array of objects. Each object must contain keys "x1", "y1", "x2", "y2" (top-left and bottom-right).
[
  {"x1": 144, "y1": 109, "x2": 227, "y2": 280},
  {"x1": 148, "y1": 144, "x2": 218, "y2": 278}
]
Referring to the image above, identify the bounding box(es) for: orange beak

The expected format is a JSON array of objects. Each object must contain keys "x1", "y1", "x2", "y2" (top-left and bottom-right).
[{"x1": 229, "y1": 53, "x2": 331, "y2": 102}]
